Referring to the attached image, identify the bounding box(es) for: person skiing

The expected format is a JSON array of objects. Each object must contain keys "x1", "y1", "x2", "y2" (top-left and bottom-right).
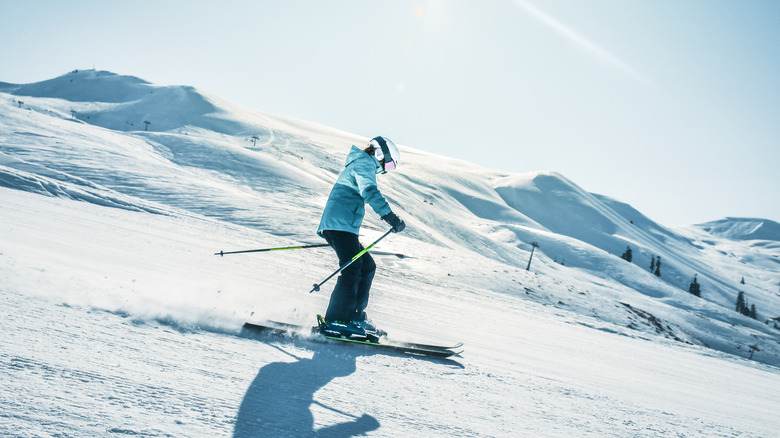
[{"x1": 316, "y1": 136, "x2": 405, "y2": 339}]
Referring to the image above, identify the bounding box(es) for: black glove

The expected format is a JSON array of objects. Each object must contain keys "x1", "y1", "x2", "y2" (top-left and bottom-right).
[{"x1": 382, "y1": 212, "x2": 406, "y2": 233}]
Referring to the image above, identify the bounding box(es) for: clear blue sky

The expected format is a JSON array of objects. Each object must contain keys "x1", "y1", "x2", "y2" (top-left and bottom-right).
[{"x1": 2, "y1": 0, "x2": 779, "y2": 226}]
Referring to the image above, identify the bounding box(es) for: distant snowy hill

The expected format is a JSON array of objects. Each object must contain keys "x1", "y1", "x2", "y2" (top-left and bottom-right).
[
  {"x1": 2, "y1": 70, "x2": 779, "y2": 437},
  {"x1": 695, "y1": 217, "x2": 780, "y2": 242}
]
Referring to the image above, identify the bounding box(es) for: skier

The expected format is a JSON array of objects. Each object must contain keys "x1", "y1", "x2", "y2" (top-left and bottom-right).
[{"x1": 317, "y1": 136, "x2": 405, "y2": 339}]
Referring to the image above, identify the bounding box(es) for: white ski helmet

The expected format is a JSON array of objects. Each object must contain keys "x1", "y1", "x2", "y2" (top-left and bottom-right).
[{"x1": 369, "y1": 136, "x2": 400, "y2": 174}]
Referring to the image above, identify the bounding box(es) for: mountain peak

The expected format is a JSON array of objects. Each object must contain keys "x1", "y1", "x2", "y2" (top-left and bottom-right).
[
  {"x1": 5, "y1": 70, "x2": 257, "y2": 134},
  {"x1": 8, "y1": 69, "x2": 152, "y2": 103}
]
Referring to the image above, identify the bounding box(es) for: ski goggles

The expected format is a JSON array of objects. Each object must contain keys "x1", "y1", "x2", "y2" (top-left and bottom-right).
[{"x1": 382, "y1": 158, "x2": 397, "y2": 173}]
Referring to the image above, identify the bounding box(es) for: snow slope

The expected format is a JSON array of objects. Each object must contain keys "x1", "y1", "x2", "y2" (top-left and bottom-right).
[{"x1": 2, "y1": 70, "x2": 779, "y2": 436}]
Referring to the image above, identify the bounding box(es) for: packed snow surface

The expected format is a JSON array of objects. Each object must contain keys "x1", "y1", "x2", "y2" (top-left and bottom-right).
[{"x1": 1, "y1": 70, "x2": 779, "y2": 436}]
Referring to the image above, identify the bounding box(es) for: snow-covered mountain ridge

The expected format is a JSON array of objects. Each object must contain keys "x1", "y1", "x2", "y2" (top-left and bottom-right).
[{"x1": 2, "y1": 70, "x2": 779, "y2": 436}]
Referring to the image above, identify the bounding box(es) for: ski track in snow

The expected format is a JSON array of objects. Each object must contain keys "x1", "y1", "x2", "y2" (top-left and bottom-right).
[{"x1": 2, "y1": 282, "x2": 775, "y2": 437}]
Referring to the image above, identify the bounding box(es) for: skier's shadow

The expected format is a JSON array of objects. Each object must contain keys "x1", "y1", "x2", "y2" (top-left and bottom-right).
[{"x1": 233, "y1": 343, "x2": 380, "y2": 438}]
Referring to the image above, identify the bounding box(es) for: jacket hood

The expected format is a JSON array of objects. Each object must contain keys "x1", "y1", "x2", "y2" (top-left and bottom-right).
[{"x1": 345, "y1": 145, "x2": 381, "y2": 172}]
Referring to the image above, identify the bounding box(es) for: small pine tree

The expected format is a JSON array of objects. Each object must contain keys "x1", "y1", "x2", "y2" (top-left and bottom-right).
[
  {"x1": 621, "y1": 246, "x2": 633, "y2": 262},
  {"x1": 749, "y1": 304, "x2": 758, "y2": 320},
  {"x1": 688, "y1": 274, "x2": 701, "y2": 297},
  {"x1": 737, "y1": 292, "x2": 752, "y2": 317},
  {"x1": 740, "y1": 277, "x2": 746, "y2": 285},
  {"x1": 736, "y1": 291, "x2": 746, "y2": 314},
  {"x1": 650, "y1": 256, "x2": 656, "y2": 273},
  {"x1": 654, "y1": 256, "x2": 662, "y2": 277}
]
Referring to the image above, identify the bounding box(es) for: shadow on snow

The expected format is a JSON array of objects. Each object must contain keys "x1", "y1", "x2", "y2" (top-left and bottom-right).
[{"x1": 233, "y1": 342, "x2": 380, "y2": 438}]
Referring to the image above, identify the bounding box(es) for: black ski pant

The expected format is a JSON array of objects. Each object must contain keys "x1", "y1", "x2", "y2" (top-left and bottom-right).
[{"x1": 322, "y1": 230, "x2": 376, "y2": 322}]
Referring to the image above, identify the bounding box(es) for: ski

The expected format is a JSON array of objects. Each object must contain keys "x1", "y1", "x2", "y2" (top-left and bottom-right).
[{"x1": 241, "y1": 320, "x2": 463, "y2": 358}]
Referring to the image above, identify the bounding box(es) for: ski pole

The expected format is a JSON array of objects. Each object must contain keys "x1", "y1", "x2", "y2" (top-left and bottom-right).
[
  {"x1": 310, "y1": 228, "x2": 394, "y2": 293},
  {"x1": 215, "y1": 243, "x2": 330, "y2": 257}
]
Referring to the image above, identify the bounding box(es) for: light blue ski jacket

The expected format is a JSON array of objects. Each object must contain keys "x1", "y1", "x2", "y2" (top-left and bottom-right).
[{"x1": 317, "y1": 145, "x2": 392, "y2": 237}]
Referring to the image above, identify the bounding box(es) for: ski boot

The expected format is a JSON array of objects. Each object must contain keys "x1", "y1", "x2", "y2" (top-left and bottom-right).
[
  {"x1": 317, "y1": 315, "x2": 368, "y2": 340},
  {"x1": 356, "y1": 312, "x2": 387, "y2": 341}
]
